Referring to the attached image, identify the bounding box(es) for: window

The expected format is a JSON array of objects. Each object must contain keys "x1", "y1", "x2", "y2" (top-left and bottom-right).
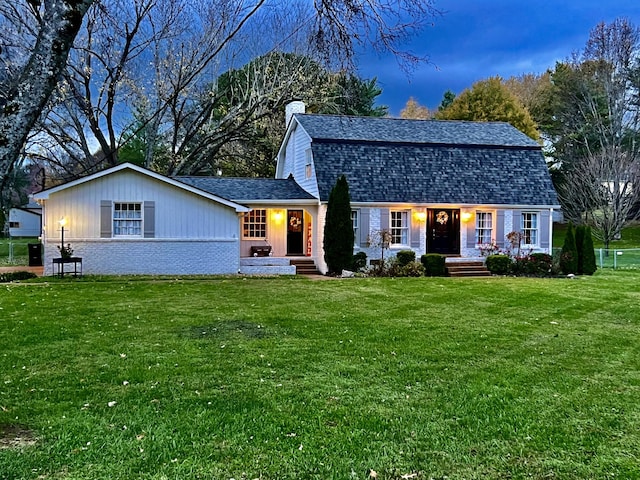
[
  {"x1": 113, "y1": 203, "x2": 142, "y2": 236},
  {"x1": 243, "y1": 209, "x2": 267, "y2": 238},
  {"x1": 390, "y1": 210, "x2": 409, "y2": 245},
  {"x1": 475, "y1": 211, "x2": 493, "y2": 244},
  {"x1": 9, "y1": 222, "x2": 19, "y2": 228},
  {"x1": 351, "y1": 210, "x2": 359, "y2": 244},
  {"x1": 521, "y1": 212, "x2": 538, "y2": 246},
  {"x1": 305, "y1": 149, "x2": 312, "y2": 179}
]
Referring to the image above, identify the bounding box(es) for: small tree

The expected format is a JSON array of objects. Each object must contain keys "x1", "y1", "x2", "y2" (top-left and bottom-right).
[
  {"x1": 560, "y1": 223, "x2": 579, "y2": 274},
  {"x1": 323, "y1": 175, "x2": 354, "y2": 275},
  {"x1": 575, "y1": 224, "x2": 585, "y2": 274},
  {"x1": 581, "y1": 226, "x2": 598, "y2": 275}
]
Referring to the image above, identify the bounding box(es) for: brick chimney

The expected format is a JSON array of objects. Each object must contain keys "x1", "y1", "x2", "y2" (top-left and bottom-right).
[{"x1": 285, "y1": 100, "x2": 305, "y2": 127}]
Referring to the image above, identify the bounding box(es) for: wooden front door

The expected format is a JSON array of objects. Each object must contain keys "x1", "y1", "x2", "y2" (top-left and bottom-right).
[
  {"x1": 427, "y1": 209, "x2": 460, "y2": 254},
  {"x1": 287, "y1": 210, "x2": 304, "y2": 255}
]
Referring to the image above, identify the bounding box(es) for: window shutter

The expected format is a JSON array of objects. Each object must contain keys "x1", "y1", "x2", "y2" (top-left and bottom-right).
[
  {"x1": 144, "y1": 201, "x2": 155, "y2": 238},
  {"x1": 379, "y1": 208, "x2": 389, "y2": 231},
  {"x1": 410, "y1": 211, "x2": 420, "y2": 248},
  {"x1": 359, "y1": 208, "x2": 370, "y2": 247},
  {"x1": 100, "y1": 200, "x2": 112, "y2": 238},
  {"x1": 512, "y1": 210, "x2": 521, "y2": 232},
  {"x1": 496, "y1": 210, "x2": 505, "y2": 247},
  {"x1": 539, "y1": 210, "x2": 550, "y2": 248},
  {"x1": 466, "y1": 215, "x2": 476, "y2": 248}
]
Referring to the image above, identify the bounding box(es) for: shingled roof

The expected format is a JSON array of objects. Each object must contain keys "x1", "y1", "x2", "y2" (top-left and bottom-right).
[
  {"x1": 175, "y1": 176, "x2": 316, "y2": 202},
  {"x1": 294, "y1": 114, "x2": 559, "y2": 206}
]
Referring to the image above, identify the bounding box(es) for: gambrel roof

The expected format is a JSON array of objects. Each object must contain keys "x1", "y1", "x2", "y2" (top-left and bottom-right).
[{"x1": 293, "y1": 114, "x2": 559, "y2": 206}]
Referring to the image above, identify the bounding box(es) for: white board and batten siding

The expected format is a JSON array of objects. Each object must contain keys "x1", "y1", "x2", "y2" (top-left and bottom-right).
[
  {"x1": 40, "y1": 169, "x2": 243, "y2": 275},
  {"x1": 278, "y1": 123, "x2": 320, "y2": 198}
]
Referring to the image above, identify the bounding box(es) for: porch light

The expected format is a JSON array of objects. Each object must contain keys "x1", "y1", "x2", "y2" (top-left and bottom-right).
[
  {"x1": 414, "y1": 211, "x2": 426, "y2": 222},
  {"x1": 461, "y1": 212, "x2": 472, "y2": 222},
  {"x1": 58, "y1": 217, "x2": 67, "y2": 228},
  {"x1": 272, "y1": 211, "x2": 284, "y2": 223}
]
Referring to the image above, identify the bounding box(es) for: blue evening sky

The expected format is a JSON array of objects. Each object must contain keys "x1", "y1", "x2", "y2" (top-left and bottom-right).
[{"x1": 360, "y1": 0, "x2": 640, "y2": 116}]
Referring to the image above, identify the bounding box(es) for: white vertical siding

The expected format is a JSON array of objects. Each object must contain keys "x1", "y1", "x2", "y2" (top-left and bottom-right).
[{"x1": 278, "y1": 126, "x2": 319, "y2": 198}]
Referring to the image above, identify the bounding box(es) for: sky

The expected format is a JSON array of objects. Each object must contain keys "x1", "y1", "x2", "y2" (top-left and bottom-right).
[{"x1": 360, "y1": 0, "x2": 640, "y2": 116}]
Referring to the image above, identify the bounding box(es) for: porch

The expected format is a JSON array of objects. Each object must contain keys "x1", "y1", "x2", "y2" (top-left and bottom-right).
[{"x1": 239, "y1": 256, "x2": 319, "y2": 276}]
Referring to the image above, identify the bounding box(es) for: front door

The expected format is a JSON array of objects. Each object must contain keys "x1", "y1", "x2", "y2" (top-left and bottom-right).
[
  {"x1": 287, "y1": 210, "x2": 304, "y2": 255},
  {"x1": 427, "y1": 209, "x2": 460, "y2": 254}
]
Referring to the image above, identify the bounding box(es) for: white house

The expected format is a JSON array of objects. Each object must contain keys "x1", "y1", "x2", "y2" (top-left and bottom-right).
[
  {"x1": 8, "y1": 202, "x2": 42, "y2": 237},
  {"x1": 32, "y1": 102, "x2": 559, "y2": 276}
]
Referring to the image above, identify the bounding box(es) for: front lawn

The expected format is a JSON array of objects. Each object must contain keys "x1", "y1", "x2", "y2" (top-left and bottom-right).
[{"x1": 1, "y1": 273, "x2": 639, "y2": 479}]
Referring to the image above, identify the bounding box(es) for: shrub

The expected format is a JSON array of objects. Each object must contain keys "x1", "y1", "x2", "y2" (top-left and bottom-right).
[
  {"x1": 485, "y1": 254, "x2": 512, "y2": 275},
  {"x1": 560, "y1": 223, "x2": 578, "y2": 275},
  {"x1": 351, "y1": 252, "x2": 367, "y2": 272},
  {"x1": 395, "y1": 250, "x2": 416, "y2": 267},
  {"x1": 323, "y1": 175, "x2": 354, "y2": 275},
  {"x1": 526, "y1": 253, "x2": 555, "y2": 277},
  {"x1": 581, "y1": 226, "x2": 597, "y2": 275},
  {"x1": 400, "y1": 261, "x2": 425, "y2": 277},
  {"x1": 0, "y1": 271, "x2": 37, "y2": 282},
  {"x1": 420, "y1": 254, "x2": 446, "y2": 276}
]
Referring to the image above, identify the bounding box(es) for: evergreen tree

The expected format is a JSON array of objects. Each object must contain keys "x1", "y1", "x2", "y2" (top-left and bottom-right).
[
  {"x1": 575, "y1": 224, "x2": 585, "y2": 274},
  {"x1": 581, "y1": 226, "x2": 598, "y2": 275},
  {"x1": 323, "y1": 175, "x2": 354, "y2": 275},
  {"x1": 560, "y1": 223, "x2": 579, "y2": 274}
]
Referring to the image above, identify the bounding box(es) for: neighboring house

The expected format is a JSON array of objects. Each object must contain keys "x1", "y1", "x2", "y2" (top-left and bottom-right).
[
  {"x1": 8, "y1": 202, "x2": 42, "y2": 237},
  {"x1": 32, "y1": 101, "x2": 559, "y2": 276}
]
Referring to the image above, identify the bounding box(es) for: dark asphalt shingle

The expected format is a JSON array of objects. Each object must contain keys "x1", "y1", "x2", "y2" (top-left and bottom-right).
[{"x1": 174, "y1": 176, "x2": 316, "y2": 202}]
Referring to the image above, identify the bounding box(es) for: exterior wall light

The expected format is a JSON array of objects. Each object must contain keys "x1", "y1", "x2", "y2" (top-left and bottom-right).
[
  {"x1": 414, "y1": 211, "x2": 427, "y2": 222},
  {"x1": 461, "y1": 212, "x2": 472, "y2": 222},
  {"x1": 272, "y1": 211, "x2": 284, "y2": 223}
]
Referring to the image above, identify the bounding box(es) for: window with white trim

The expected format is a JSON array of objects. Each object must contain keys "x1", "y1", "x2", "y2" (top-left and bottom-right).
[
  {"x1": 113, "y1": 203, "x2": 142, "y2": 236},
  {"x1": 521, "y1": 212, "x2": 539, "y2": 246},
  {"x1": 305, "y1": 149, "x2": 313, "y2": 179},
  {"x1": 390, "y1": 210, "x2": 409, "y2": 245},
  {"x1": 475, "y1": 211, "x2": 493, "y2": 244},
  {"x1": 351, "y1": 210, "x2": 359, "y2": 245},
  {"x1": 243, "y1": 209, "x2": 267, "y2": 239}
]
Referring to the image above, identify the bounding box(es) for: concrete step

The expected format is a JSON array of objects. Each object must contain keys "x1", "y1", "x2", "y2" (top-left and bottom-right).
[
  {"x1": 289, "y1": 259, "x2": 320, "y2": 275},
  {"x1": 446, "y1": 261, "x2": 491, "y2": 277}
]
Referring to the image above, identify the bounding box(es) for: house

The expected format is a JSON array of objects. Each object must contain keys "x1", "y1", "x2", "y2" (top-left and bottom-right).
[
  {"x1": 32, "y1": 165, "x2": 250, "y2": 275},
  {"x1": 32, "y1": 101, "x2": 559, "y2": 276},
  {"x1": 8, "y1": 202, "x2": 42, "y2": 237}
]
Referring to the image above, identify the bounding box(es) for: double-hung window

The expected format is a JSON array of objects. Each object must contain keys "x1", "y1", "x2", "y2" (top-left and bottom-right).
[
  {"x1": 390, "y1": 210, "x2": 409, "y2": 245},
  {"x1": 521, "y1": 212, "x2": 539, "y2": 246},
  {"x1": 243, "y1": 209, "x2": 267, "y2": 239},
  {"x1": 475, "y1": 211, "x2": 493, "y2": 245},
  {"x1": 113, "y1": 203, "x2": 142, "y2": 236}
]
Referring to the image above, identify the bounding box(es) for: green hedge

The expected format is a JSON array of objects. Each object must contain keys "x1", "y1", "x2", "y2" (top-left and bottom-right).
[
  {"x1": 485, "y1": 254, "x2": 512, "y2": 275},
  {"x1": 420, "y1": 254, "x2": 446, "y2": 276}
]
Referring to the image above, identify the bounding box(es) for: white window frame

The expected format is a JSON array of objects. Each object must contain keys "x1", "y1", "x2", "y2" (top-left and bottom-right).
[
  {"x1": 475, "y1": 211, "x2": 493, "y2": 245},
  {"x1": 351, "y1": 210, "x2": 359, "y2": 246},
  {"x1": 305, "y1": 149, "x2": 313, "y2": 179},
  {"x1": 390, "y1": 210, "x2": 409, "y2": 246},
  {"x1": 521, "y1": 212, "x2": 539, "y2": 247},
  {"x1": 243, "y1": 209, "x2": 267, "y2": 239},
  {"x1": 113, "y1": 202, "x2": 142, "y2": 237}
]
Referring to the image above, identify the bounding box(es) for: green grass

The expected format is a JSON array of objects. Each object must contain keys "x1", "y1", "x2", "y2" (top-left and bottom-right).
[{"x1": 1, "y1": 274, "x2": 639, "y2": 479}]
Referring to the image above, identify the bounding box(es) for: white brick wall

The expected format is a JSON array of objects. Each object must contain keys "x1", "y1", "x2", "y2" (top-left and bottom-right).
[{"x1": 43, "y1": 239, "x2": 240, "y2": 276}]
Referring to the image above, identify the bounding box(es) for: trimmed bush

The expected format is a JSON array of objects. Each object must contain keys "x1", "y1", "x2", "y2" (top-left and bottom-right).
[
  {"x1": 420, "y1": 254, "x2": 446, "y2": 277},
  {"x1": 526, "y1": 253, "x2": 555, "y2": 276},
  {"x1": 581, "y1": 226, "x2": 597, "y2": 275},
  {"x1": 323, "y1": 175, "x2": 354, "y2": 275},
  {"x1": 351, "y1": 252, "x2": 367, "y2": 272},
  {"x1": 485, "y1": 254, "x2": 512, "y2": 275},
  {"x1": 395, "y1": 250, "x2": 416, "y2": 267}
]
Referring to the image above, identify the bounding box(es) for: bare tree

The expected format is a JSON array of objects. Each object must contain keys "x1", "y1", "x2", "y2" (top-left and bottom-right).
[
  {"x1": 558, "y1": 145, "x2": 640, "y2": 248},
  {"x1": 1, "y1": 0, "x2": 439, "y2": 186},
  {"x1": 0, "y1": 0, "x2": 93, "y2": 190}
]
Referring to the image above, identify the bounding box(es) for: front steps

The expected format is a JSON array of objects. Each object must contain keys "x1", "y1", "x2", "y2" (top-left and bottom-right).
[
  {"x1": 289, "y1": 259, "x2": 321, "y2": 275},
  {"x1": 445, "y1": 260, "x2": 491, "y2": 277},
  {"x1": 239, "y1": 257, "x2": 295, "y2": 275}
]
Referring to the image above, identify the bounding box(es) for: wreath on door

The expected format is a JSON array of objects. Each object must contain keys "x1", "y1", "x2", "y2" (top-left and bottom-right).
[{"x1": 436, "y1": 211, "x2": 449, "y2": 225}]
